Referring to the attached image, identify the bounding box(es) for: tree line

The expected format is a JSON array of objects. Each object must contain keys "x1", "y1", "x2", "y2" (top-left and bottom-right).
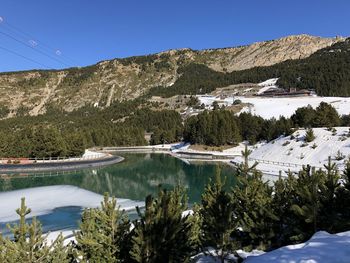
[
  {"x1": 184, "y1": 102, "x2": 350, "y2": 146},
  {"x1": 0, "y1": 100, "x2": 182, "y2": 158},
  {"x1": 1, "y1": 152, "x2": 350, "y2": 262},
  {"x1": 0, "y1": 99, "x2": 348, "y2": 158}
]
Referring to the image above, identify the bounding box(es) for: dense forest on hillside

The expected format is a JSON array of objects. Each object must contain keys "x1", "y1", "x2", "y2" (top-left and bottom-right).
[
  {"x1": 0, "y1": 97, "x2": 348, "y2": 158},
  {"x1": 2, "y1": 155, "x2": 350, "y2": 262},
  {"x1": 0, "y1": 100, "x2": 183, "y2": 158},
  {"x1": 149, "y1": 38, "x2": 350, "y2": 97}
]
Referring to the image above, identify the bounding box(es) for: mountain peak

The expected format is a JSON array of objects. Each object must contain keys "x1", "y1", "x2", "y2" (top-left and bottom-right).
[{"x1": 0, "y1": 34, "x2": 345, "y2": 117}]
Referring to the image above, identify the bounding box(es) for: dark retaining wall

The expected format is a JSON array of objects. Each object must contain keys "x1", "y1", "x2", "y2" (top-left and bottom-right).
[{"x1": 0, "y1": 155, "x2": 124, "y2": 173}]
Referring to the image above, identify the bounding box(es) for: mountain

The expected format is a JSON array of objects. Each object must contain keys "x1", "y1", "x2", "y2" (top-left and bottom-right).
[{"x1": 0, "y1": 34, "x2": 344, "y2": 117}]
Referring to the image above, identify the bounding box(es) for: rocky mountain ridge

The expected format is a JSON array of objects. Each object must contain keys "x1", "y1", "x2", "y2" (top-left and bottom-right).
[{"x1": 0, "y1": 34, "x2": 344, "y2": 117}]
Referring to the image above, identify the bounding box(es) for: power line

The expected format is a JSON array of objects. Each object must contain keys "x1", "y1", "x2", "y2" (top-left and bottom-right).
[
  {"x1": 0, "y1": 16, "x2": 79, "y2": 66},
  {"x1": 0, "y1": 44, "x2": 52, "y2": 69},
  {"x1": 3, "y1": 21, "x2": 78, "y2": 65},
  {"x1": 0, "y1": 29, "x2": 71, "y2": 67}
]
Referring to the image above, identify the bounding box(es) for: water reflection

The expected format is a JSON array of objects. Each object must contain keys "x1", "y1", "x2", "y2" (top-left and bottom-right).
[{"x1": 0, "y1": 153, "x2": 237, "y2": 204}]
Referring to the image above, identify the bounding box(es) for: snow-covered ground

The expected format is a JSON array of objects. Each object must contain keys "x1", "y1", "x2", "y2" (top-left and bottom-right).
[
  {"x1": 46, "y1": 230, "x2": 75, "y2": 246},
  {"x1": 238, "y1": 96, "x2": 350, "y2": 119},
  {"x1": 245, "y1": 231, "x2": 350, "y2": 263},
  {"x1": 173, "y1": 143, "x2": 245, "y2": 157},
  {"x1": 196, "y1": 95, "x2": 235, "y2": 109},
  {"x1": 0, "y1": 185, "x2": 144, "y2": 223},
  {"x1": 197, "y1": 94, "x2": 350, "y2": 120},
  {"x1": 194, "y1": 231, "x2": 350, "y2": 263},
  {"x1": 257, "y1": 78, "x2": 279, "y2": 95},
  {"x1": 82, "y1": 149, "x2": 106, "y2": 159},
  {"x1": 233, "y1": 127, "x2": 350, "y2": 176}
]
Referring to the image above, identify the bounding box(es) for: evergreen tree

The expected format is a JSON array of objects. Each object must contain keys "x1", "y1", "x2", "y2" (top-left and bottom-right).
[
  {"x1": 291, "y1": 166, "x2": 323, "y2": 242},
  {"x1": 3, "y1": 198, "x2": 69, "y2": 263},
  {"x1": 75, "y1": 193, "x2": 131, "y2": 263},
  {"x1": 319, "y1": 157, "x2": 341, "y2": 232},
  {"x1": 304, "y1": 128, "x2": 316, "y2": 142},
  {"x1": 272, "y1": 172, "x2": 298, "y2": 247},
  {"x1": 233, "y1": 171, "x2": 278, "y2": 250},
  {"x1": 200, "y1": 167, "x2": 240, "y2": 262},
  {"x1": 331, "y1": 158, "x2": 350, "y2": 231},
  {"x1": 130, "y1": 187, "x2": 194, "y2": 263},
  {"x1": 235, "y1": 144, "x2": 258, "y2": 180},
  {"x1": 291, "y1": 105, "x2": 316, "y2": 128},
  {"x1": 314, "y1": 102, "x2": 341, "y2": 127}
]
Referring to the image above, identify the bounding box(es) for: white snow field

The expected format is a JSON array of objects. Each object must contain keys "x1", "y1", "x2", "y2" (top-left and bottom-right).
[
  {"x1": 197, "y1": 94, "x2": 350, "y2": 120},
  {"x1": 0, "y1": 185, "x2": 144, "y2": 222},
  {"x1": 257, "y1": 78, "x2": 279, "y2": 95},
  {"x1": 238, "y1": 96, "x2": 350, "y2": 119},
  {"x1": 232, "y1": 127, "x2": 350, "y2": 176},
  {"x1": 244, "y1": 231, "x2": 350, "y2": 263}
]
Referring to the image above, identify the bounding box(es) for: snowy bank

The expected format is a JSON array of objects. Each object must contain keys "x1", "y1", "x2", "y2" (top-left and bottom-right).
[
  {"x1": 239, "y1": 96, "x2": 350, "y2": 119},
  {"x1": 247, "y1": 127, "x2": 350, "y2": 174},
  {"x1": 244, "y1": 231, "x2": 350, "y2": 263},
  {"x1": 0, "y1": 185, "x2": 144, "y2": 222}
]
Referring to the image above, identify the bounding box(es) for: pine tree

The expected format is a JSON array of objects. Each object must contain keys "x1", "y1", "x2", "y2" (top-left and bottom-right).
[
  {"x1": 333, "y1": 158, "x2": 350, "y2": 231},
  {"x1": 319, "y1": 157, "x2": 341, "y2": 232},
  {"x1": 130, "y1": 187, "x2": 194, "y2": 263},
  {"x1": 200, "y1": 167, "x2": 240, "y2": 262},
  {"x1": 304, "y1": 128, "x2": 315, "y2": 142},
  {"x1": 186, "y1": 204, "x2": 202, "y2": 254},
  {"x1": 272, "y1": 172, "x2": 298, "y2": 247},
  {"x1": 233, "y1": 171, "x2": 278, "y2": 251},
  {"x1": 3, "y1": 198, "x2": 69, "y2": 263},
  {"x1": 75, "y1": 193, "x2": 131, "y2": 263},
  {"x1": 314, "y1": 102, "x2": 341, "y2": 127},
  {"x1": 290, "y1": 166, "x2": 323, "y2": 242},
  {"x1": 235, "y1": 144, "x2": 258, "y2": 180}
]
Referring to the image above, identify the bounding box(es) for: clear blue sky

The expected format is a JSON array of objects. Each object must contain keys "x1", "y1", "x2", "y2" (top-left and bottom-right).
[{"x1": 0, "y1": 0, "x2": 349, "y2": 72}]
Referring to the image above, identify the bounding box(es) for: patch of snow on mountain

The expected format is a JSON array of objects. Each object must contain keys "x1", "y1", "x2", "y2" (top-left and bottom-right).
[
  {"x1": 258, "y1": 78, "x2": 279, "y2": 87},
  {"x1": 257, "y1": 78, "x2": 279, "y2": 95},
  {"x1": 238, "y1": 96, "x2": 350, "y2": 119}
]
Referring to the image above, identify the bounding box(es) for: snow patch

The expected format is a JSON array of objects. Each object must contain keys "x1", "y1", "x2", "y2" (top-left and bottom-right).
[
  {"x1": 0, "y1": 185, "x2": 144, "y2": 222},
  {"x1": 46, "y1": 230, "x2": 75, "y2": 246},
  {"x1": 258, "y1": 78, "x2": 279, "y2": 87},
  {"x1": 233, "y1": 127, "x2": 350, "y2": 176},
  {"x1": 245, "y1": 231, "x2": 350, "y2": 263},
  {"x1": 257, "y1": 78, "x2": 279, "y2": 95},
  {"x1": 238, "y1": 96, "x2": 350, "y2": 119}
]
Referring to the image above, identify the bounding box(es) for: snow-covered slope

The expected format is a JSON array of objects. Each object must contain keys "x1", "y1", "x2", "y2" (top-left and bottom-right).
[
  {"x1": 257, "y1": 78, "x2": 279, "y2": 95},
  {"x1": 244, "y1": 231, "x2": 350, "y2": 263},
  {"x1": 237, "y1": 127, "x2": 350, "y2": 175},
  {"x1": 239, "y1": 96, "x2": 350, "y2": 119}
]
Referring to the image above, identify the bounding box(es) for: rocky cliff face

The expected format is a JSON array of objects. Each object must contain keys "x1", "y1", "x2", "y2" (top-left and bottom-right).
[
  {"x1": 0, "y1": 34, "x2": 344, "y2": 116},
  {"x1": 198, "y1": 34, "x2": 344, "y2": 72}
]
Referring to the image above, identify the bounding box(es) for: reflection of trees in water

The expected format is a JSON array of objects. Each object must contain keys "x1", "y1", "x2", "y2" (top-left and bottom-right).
[{"x1": 0, "y1": 154, "x2": 237, "y2": 203}]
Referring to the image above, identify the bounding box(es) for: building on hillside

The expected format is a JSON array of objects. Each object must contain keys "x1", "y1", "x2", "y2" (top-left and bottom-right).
[{"x1": 258, "y1": 87, "x2": 315, "y2": 97}]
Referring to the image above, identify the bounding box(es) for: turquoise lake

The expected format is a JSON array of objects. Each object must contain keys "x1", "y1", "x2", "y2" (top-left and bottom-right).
[{"x1": 0, "y1": 153, "x2": 237, "y2": 234}]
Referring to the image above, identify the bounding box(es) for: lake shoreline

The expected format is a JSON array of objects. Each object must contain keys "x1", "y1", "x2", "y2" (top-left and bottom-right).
[
  {"x1": 98, "y1": 145, "x2": 240, "y2": 163},
  {"x1": 0, "y1": 154, "x2": 124, "y2": 173}
]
